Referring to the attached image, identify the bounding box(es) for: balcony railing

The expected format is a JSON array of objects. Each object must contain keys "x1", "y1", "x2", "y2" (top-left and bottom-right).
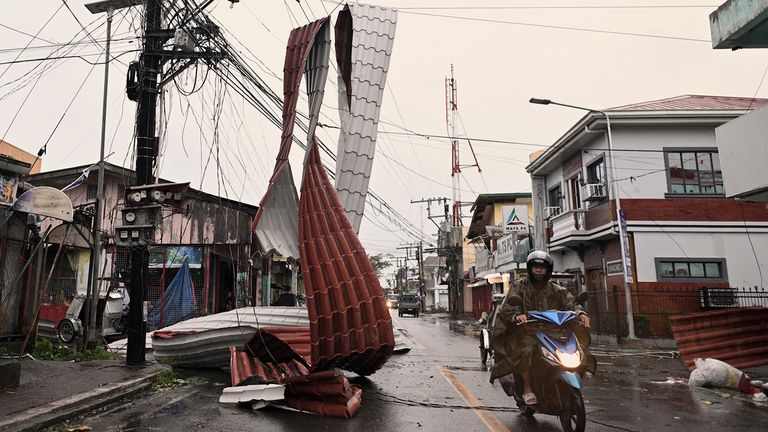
[{"x1": 550, "y1": 209, "x2": 586, "y2": 239}]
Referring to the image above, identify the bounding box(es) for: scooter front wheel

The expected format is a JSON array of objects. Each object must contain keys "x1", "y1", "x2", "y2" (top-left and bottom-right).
[{"x1": 558, "y1": 387, "x2": 585, "y2": 432}]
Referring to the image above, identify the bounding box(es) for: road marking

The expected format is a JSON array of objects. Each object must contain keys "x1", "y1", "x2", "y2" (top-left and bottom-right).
[{"x1": 438, "y1": 366, "x2": 511, "y2": 432}]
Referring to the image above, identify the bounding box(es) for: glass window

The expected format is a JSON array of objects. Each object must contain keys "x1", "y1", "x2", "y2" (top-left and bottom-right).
[
  {"x1": 666, "y1": 150, "x2": 723, "y2": 195},
  {"x1": 548, "y1": 185, "x2": 562, "y2": 211},
  {"x1": 657, "y1": 259, "x2": 726, "y2": 281},
  {"x1": 704, "y1": 262, "x2": 721, "y2": 278},
  {"x1": 689, "y1": 262, "x2": 705, "y2": 277},
  {"x1": 659, "y1": 262, "x2": 674, "y2": 277}
]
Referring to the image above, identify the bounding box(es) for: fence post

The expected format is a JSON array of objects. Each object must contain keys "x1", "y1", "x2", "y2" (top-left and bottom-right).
[{"x1": 612, "y1": 285, "x2": 623, "y2": 345}]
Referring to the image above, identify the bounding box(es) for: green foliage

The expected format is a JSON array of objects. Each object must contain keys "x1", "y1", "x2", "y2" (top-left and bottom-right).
[
  {"x1": 368, "y1": 254, "x2": 392, "y2": 278},
  {"x1": 34, "y1": 339, "x2": 78, "y2": 361},
  {"x1": 34, "y1": 339, "x2": 115, "y2": 361},
  {"x1": 152, "y1": 369, "x2": 187, "y2": 391},
  {"x1": 0, "y1": 346, "x2": 9, "y2": 356}
]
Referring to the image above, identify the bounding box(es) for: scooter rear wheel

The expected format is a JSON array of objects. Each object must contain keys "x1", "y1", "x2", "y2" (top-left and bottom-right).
[{"x1": 558, "y1": 387, "x2": 585, "y2": 432}]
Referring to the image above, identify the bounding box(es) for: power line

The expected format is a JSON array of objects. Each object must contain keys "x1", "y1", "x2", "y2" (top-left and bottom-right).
[
  {"x1": 398, "y1": 10, "x2": 712, "y2": 43},
  {"x1": 0, "y1": 49, "x2": 141, "y2": 66},
  {"x1": 0, "y1": 23, "x2": 56, "y2": 44}
]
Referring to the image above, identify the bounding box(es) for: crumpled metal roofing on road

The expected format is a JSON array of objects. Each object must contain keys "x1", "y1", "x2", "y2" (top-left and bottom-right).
[
  {"x1": 671, "y1": 307, "x2": 768, "y2": 370},
  {"x1": 152, "y1": 307, "x2": 309, "y2": 367},
  {"x1": 334, "y1": 4, "x2": 397, "y2": 233},
  {"x1": 300, "y1": 142, "x2": 394, "y2": 375},
  {"x1": 250, "y1": 14, "x2": 394, "y2": 377},
  {"x1": 250, "y1": 18, "x2": 330, "y2": 259}
]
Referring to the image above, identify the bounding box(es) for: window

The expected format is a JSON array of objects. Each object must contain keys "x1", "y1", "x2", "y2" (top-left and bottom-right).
[
  {"x1": 567, "y1": 174, "x2": 582, "y2": 210},
  {"x1": 87, "y1": 183, "x2": 97, "y2": 200},
  {"x1": 656, "y1": 258, "x2": 727, "y2": 282},
  {"x1": 666, "y1": 150, "x2": 724, "y2": 195},
  {"x1": 586, "y1": 157, "x2": 606, "y2": 186},
  {"x1": 547, "y1": 184, "x2": 562, "y2": 215}
]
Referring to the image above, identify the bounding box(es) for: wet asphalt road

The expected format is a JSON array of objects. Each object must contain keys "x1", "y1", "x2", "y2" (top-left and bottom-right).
[{"x1": 51, "y1": 310, "x2": 768, "y2": 432}]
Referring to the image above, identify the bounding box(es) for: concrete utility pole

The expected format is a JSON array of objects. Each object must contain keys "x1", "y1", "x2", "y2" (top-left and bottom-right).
[
  {"x1": 126, "y1": 0, "x2": 163, "y2": 365},
  {"x1": 125, "y1": 0, "x2": 224, "y2": 365}
]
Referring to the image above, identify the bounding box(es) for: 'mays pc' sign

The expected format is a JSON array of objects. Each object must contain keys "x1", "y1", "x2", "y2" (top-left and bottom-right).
[{"x1": 501, "y1": 204, "x2": 529, "y2": 232}]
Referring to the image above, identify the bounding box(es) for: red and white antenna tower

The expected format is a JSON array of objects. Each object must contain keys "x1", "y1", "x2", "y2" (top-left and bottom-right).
[{"x1": 445, "y1": 64, "x2": 481, "y2": 227}]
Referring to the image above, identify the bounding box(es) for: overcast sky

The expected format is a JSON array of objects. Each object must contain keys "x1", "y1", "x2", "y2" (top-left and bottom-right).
[{"x1": 1, "y1": 1, "x2": 766, "y2": 260}]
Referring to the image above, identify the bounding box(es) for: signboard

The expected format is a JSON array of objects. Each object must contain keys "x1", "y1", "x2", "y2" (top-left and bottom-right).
[
  {"x1": 501, "y1": 204, "x2": 529, "y2": 232},
  {"x1": 606, "y1": 260, "x2": 623, "y2": 276},
  {"x1": 149, "y1": 246, "x2": 203, "y2": 268},
  {"x1": 617, "y1": 209, "x2": 633, "y2": 283},
  {"x1": 495, "y1": 233, "x2": 516, "y2": 265},
  {"x1": 0, "y1": 173, "x2": 19, "y2": 205}
]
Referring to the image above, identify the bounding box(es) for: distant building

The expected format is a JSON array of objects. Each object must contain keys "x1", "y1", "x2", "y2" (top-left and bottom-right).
[
  {"x1": 464, "y1": 192, "x2": 533, "y2": 319},
  {"x1": 0, "y1": 140, "x2": 41, "y2": 174}
]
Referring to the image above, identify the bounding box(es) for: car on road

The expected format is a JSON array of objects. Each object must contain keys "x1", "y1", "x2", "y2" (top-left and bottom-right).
[
  {"x1": 386, "y1": 294, "x2": 399, "y2": 309},
  {"x1": 397, "y1": 293, "x2": 420, "y2": 317}
]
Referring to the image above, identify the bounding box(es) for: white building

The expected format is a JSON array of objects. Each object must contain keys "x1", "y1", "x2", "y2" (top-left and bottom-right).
[{"x1": 527, "y1": 95, "x2": 768, "y2": 336}]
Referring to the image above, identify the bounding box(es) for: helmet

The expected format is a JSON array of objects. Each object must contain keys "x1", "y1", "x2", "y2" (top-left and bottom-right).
[{"x1": 526, "y1": 250, "x2": 553, "y2": 282}]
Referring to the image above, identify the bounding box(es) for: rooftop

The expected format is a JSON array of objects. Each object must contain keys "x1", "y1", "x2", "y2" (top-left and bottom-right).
[{"x1": 609, "y1": 95, "x2": 768, "y2": 112}]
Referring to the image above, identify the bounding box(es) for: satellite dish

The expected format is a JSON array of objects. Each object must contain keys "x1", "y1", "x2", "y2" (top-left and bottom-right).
[
  {"x1": 12, "y1": 186, "x2": 73, "y2": 222},
  {"x1": 47, "y1": 223, "x2": 92, "y2": 248}
]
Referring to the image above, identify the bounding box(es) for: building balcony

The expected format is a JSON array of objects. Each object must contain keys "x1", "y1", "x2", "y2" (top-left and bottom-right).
[{"x1": 550, "y1": 209, "x2": 586, "y2": 240}]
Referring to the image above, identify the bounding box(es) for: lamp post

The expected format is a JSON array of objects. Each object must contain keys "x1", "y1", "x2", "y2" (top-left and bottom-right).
[
  {"x1": 529, "y1": 97, "x2": 636, "y2": 339},
  {"x1": 84, "y1": 0, "x2": 142, "y2": 346}
]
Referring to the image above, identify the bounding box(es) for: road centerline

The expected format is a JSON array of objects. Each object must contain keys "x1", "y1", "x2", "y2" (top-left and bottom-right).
[{"x1": 438, "y1": 366, "x2": 512, "y2": 432}]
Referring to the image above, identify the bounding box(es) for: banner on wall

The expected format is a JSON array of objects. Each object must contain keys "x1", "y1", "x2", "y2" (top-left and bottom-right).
[
  {"x1": 0, "y1": 173, "x2": 19, "y2": 205},
  {"x1": 149, "y1": 246, "x2": 203, "y2": 269}
]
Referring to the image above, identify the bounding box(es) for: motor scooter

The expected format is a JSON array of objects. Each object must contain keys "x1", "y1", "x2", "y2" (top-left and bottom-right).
[
  {"x1": 495, "y1": 293, "x2": 593, "y2": 432},
  {"x1": 57, "y1": 285, "x2": 129, "y2": 343}
]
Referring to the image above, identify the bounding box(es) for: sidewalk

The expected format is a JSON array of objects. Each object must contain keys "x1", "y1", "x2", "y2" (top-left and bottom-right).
[{"x1": 0, "y1": 356, "x2": 167, "y2": 432}]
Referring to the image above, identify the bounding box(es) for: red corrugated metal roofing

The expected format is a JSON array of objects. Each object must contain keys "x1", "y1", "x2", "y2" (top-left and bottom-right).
[
  {"x1": 250, "y1": 18, "x2": 330, "y2": 234},
  {"x1": 610, "y1": 95, "x2": 768, "y2": 112},
  {"x1": 671, "y1": 307, "x2": 768, "y2": 370},
  {"x1": 229, "y1": 346, "x2": 362, "y2": 418},
  {"x1": 299, "y1": 141, "x2": 394, "y2": 376}
]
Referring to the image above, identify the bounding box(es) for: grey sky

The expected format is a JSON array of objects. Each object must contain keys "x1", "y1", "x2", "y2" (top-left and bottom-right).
[{"x1": 0, "y1": 1, "x2": 765, "y2": 257}]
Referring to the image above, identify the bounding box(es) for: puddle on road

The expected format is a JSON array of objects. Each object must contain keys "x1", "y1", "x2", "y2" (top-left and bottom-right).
[{"x1": 448, "y1": 322, "x2": 480, "y2": 337}]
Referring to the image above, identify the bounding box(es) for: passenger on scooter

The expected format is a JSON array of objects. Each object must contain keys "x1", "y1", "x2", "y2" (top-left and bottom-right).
[{"x1": 489, "y1": 250, "x2": 590, "y2": 405}]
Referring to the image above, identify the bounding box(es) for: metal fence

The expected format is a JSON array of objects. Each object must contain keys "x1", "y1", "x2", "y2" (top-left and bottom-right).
[{"x1": 586, "y1": 285, "x2": 768, "y2": 340}]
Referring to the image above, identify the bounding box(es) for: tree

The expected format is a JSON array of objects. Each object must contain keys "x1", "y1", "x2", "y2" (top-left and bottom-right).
[{"x1": 368, "y1": 253, "x2": 392, "y2": 278}]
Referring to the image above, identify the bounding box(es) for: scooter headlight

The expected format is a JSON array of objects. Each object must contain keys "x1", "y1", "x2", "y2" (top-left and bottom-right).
[
  {"x1": 541, "y1": 347, "x2": 559, "y2": 364},
  {"x1": 387, "y1": 301, "x2": 392, "y2": 307},
  {"x1": 556, "y1": 349, "x2": 582, "y2": 369}
]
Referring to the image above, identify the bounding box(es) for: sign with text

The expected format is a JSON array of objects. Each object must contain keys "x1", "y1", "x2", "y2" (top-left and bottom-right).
[
  {"x1": 495, "y1": 233, "x2": 516, "y2": 265},
  {"x1": 617, "y1": 209, "x2": 633, "y2": 283},
  {"x1": 501, "y1": 204, "x2": 529, "y2": 232}
]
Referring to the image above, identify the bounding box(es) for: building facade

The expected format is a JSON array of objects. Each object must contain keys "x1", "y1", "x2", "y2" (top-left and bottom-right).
[{"x1": 528, "y1": 95, "x2": 768, "y2": 336}]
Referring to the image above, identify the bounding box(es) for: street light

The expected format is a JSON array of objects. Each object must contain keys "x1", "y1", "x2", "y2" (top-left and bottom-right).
[
  {"x1": 84, "y1": 0, "x2": 142, "y2": 346},
  {"x1": 529, "y1": 97, "x2": 636, "y2": 339}
]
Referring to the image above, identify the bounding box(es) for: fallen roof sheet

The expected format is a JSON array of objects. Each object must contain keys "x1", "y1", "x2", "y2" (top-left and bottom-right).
[
  {"x1": 152, "y1": 307, "x2": 309, "y2": 367},
  {"x1": 334, "y1": 4, "x2": 398, "y2": 233},
  {"x1": 300, "y1": 142, "x2": 394, "y2": 375},
  {"x1": 671, "y1": 307, "x2": 768, "y2": 370}
]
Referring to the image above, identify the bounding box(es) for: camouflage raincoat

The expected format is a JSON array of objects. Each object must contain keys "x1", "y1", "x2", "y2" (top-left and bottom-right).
[{"x1": 489, "y1": 278, "x2": 592, "y2": 382}]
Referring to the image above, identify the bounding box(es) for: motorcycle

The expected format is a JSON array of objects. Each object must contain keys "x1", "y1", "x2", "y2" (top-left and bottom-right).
[
  {"x1": 494, "y1": 293, "x2": 593, "y2": 432},
  {"x1": 57, "y1": 285, "x2": 129, "y2": 343}
]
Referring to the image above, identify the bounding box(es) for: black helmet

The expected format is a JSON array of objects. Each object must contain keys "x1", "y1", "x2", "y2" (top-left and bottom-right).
[{"x1": 526, "y1": 250, "x2": 553, "y2": 282}]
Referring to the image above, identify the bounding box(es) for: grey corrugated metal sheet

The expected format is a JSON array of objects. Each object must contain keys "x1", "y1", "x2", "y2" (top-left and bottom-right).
[
  {"x1": 152, "y1": 307, "x2": 309, "y2": 367},
  {"x1": 671, "y1": 307, "x2": 768, "y2": 370},
  {"x1": 334, "y1": 4, "x2": 397, "y2": 233},
  {"x1": 253, "y1": 163, "x2": 300, "y2": 258}
]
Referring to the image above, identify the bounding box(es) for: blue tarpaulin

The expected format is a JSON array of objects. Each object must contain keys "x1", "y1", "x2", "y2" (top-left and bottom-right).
[{"x1": 148, "y1": 262, "x2": 196, "y2": 328}]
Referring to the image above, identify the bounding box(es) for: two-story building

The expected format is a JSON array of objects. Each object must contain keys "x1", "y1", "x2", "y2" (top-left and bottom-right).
[{"x1": 528, "y1": 95, "x2": 768, "y2": 337}]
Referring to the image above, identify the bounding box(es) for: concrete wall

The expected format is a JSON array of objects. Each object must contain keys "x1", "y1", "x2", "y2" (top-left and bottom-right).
[
  {"x1": 633, "y1": 230, "x2": 768, "y2": 287},
  {"x1": 0, "y1": 140, "x2": 40, "y2": 173},
  {"x1": 716, "y1": 105, "x2": 768, "y2": 200}
]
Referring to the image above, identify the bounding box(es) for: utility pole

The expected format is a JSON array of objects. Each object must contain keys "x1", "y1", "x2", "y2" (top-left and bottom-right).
[
  {"x1": 126, "y1": 0, "x2": 163, "y2": 366},
  {"x1": 125, "y1": 0, "x2": 224, "y2": 364}
]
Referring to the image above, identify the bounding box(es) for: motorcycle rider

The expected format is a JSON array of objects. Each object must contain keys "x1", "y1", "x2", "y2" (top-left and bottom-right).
[{"x1": 489, "y1": 250, "x2": 590, "y2": 405}]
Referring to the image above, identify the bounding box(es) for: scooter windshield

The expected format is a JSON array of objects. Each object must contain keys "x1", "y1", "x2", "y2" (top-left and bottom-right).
[{"x1": 527, "y1": 310, "x2": 578, "y2": 326}]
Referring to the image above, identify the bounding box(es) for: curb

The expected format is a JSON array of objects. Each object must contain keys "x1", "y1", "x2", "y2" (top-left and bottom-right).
[{"x1": 0, "y1": 365, "x2": 168, "y2": 432}]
